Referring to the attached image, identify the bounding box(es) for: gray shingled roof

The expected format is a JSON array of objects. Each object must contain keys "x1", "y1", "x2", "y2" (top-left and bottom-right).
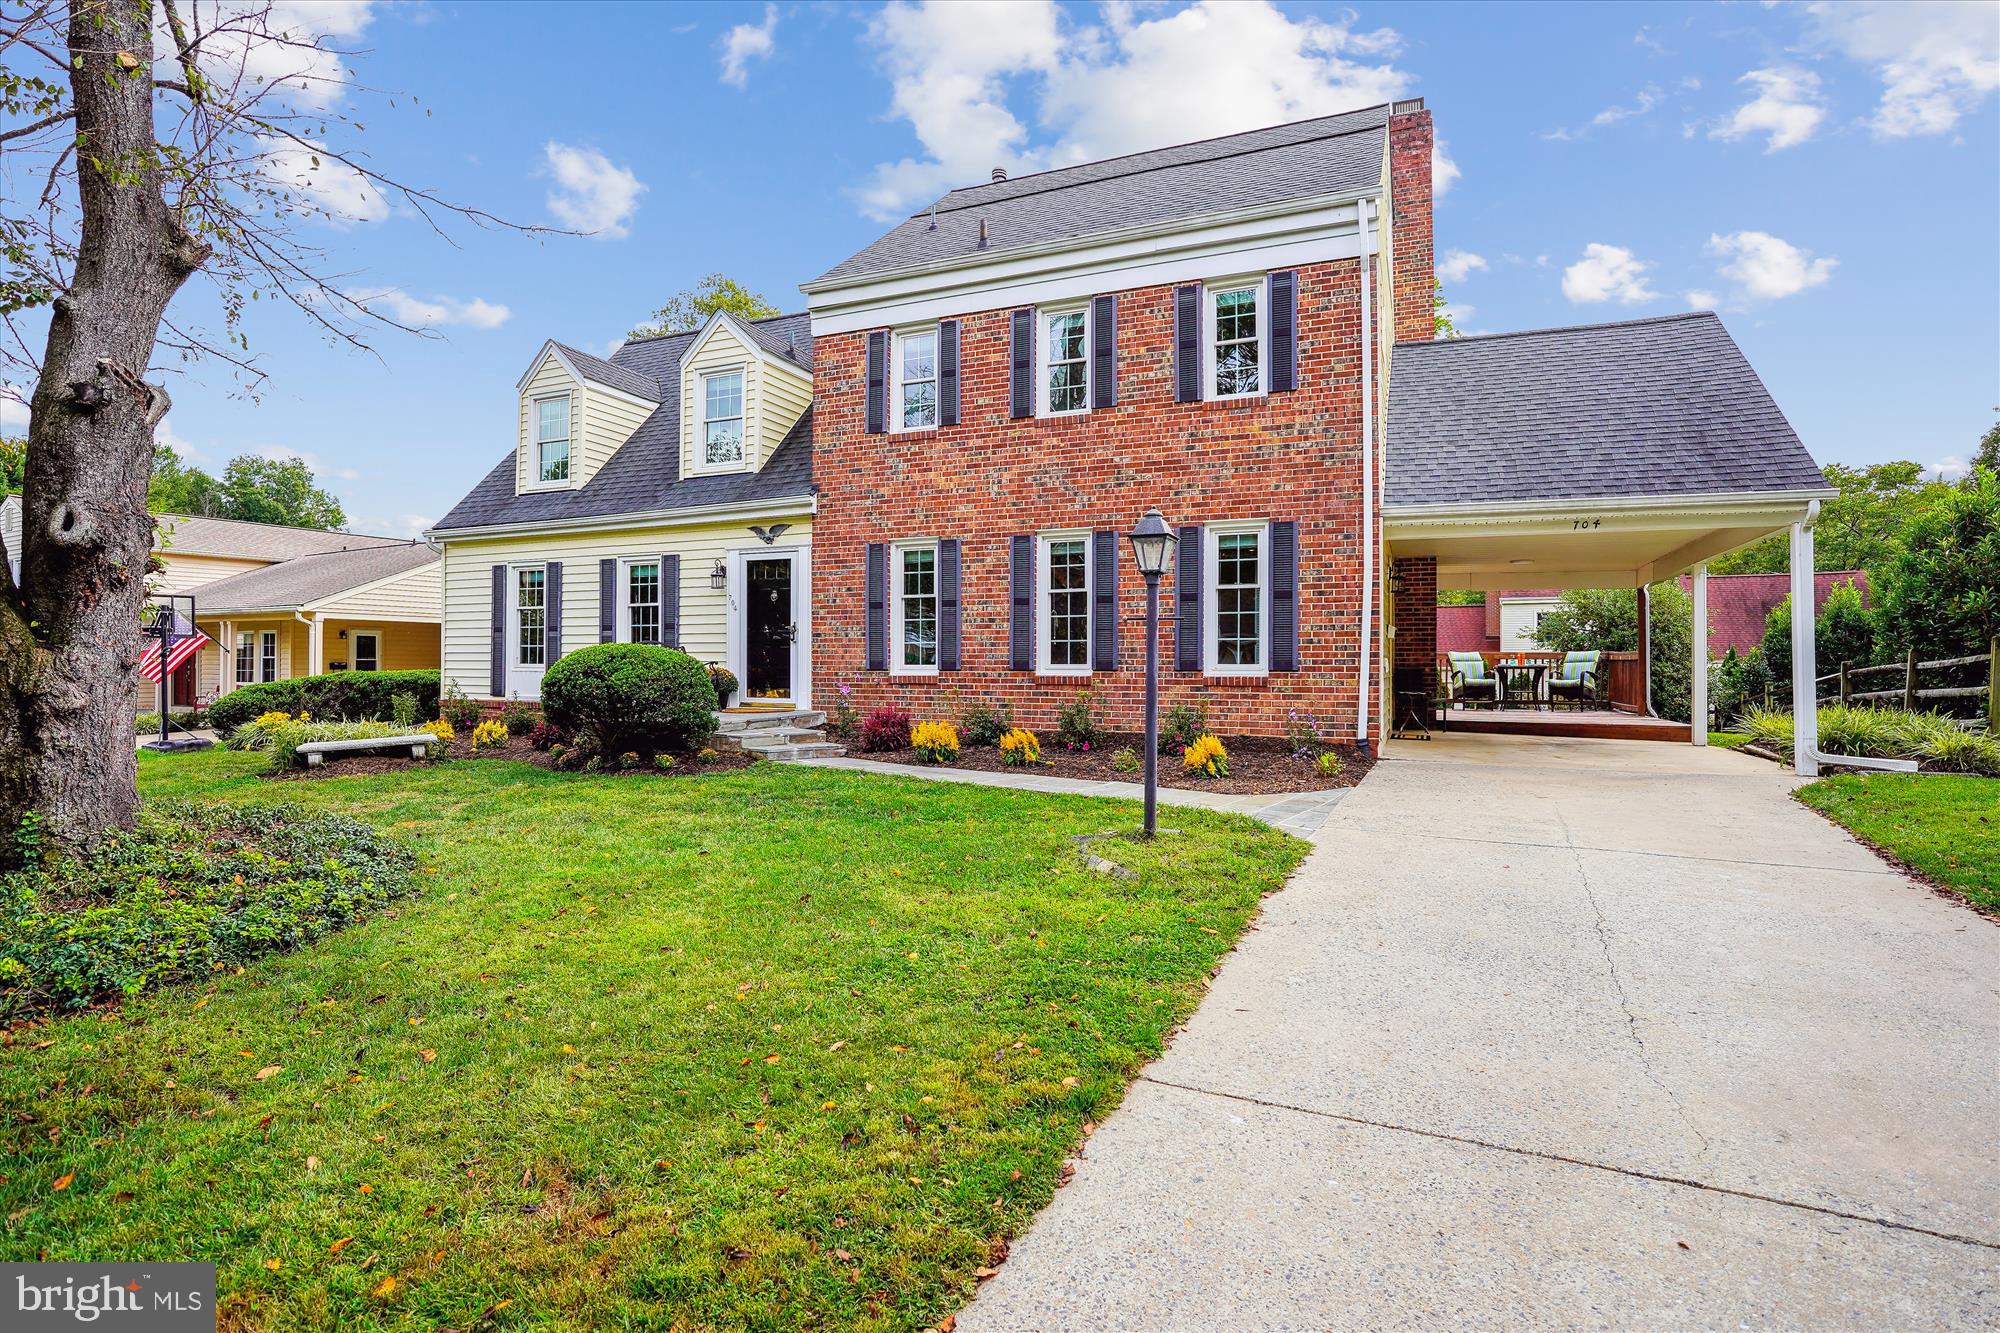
[
  {"x1": 811, "y1": 105, "x2": 1391, "y2": 285},
  {"x1": 550, "y1": 341, "x2": 662, "y2": 401},
  {"x1": 195, "y1": 541, "x2": 437, "y2": 613},
  {"x1": 152, "y1": 513, "x2": 408, "y2": 560},
  {"x1": 432, "y1": 313, "x2": 815, "y2": 533},
  {"x1": 1385, "y1": 313, "x2": 1828, "y2": 507}
]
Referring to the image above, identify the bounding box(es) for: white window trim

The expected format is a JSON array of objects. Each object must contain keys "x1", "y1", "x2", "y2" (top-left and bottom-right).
[
  {"x1": 235, "y1": 631, "x2": 255, "y2": 685},
  {"x1": 1036, "y1": 304, "x2": 1091, "y2": 419},
  {"x1": 888, "y1": 538, "x2": 940, "y2": 676},
  {"x1": 1035, "y1": 530, "x2": 1094, "y2": 677},
  {"x1": 694, "y1": 365, "x2": 750, "y2": 475},
  {"x1": 527, "y1": 391, "x2": 575, "y2": 491},
  {"x1": 1205, "y1": 520, "x2": 1270, "y2": 678},
  {"x1": 258, "y1": 630, "x2": 279, "y2": 684},
  {"x1": 347, "y1": 626, "x2": 384, "y2": 673},
  {"x1": 1201, "y1": 275, "x2": 1269, "y2": 402},
  {"x1": 513, "y1": 564, "x2": 549, "y2": 670},
  {"x1": 618, "y1": 554, "x2": 667, "y2": 645},
  {"x1": 889, "y1": 326, "x2": 939, "y2": 434}
]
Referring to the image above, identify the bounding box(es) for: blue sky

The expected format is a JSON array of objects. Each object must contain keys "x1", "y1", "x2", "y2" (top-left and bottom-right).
[{"x1": 6, "y1": 1, "x2": 1995, "y2": 537}]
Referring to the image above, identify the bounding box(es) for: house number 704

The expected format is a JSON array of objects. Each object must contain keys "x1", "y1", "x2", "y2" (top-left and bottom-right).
[{"x1": 1571, "y1": 517, "x2": 1603, "y2": 530}]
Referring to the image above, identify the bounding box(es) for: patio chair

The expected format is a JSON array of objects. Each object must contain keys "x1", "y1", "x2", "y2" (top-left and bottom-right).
[
  {"x1": 1547, "y1": 651, "x2": 1602, "y2": 710},
  {"x1": 1444, "y1": 652, "x2": 1501, "y2": 709}
]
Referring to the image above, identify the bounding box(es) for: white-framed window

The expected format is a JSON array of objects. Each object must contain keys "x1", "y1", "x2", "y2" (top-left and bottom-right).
[
  {"x1": 1039, "y1": 306, "x2": 1089, "y2": 416},
  {"x1": 892, "y1": 328, "x2": 937, "y2": 432},
  {"x1": 889, "y1": 541, "x2": 938, "y2": 674},
  {"x1": 259, "y1": 631, "x2": 278, "y2": 683},
  {"x1": 350, "y1": 629, "x2": 382, "y2": 673},
  {"x1": 235, "y1": 631, "x2": 254, "y2": 685},
  {"x1": 624, "y1": 558, "x2": 662, "y2": 645},
  {"x1": 1206, "y1": 523, "x2": 1268, "y2": 676},
  {"x1": 516, "y1": 566, "x2": 546, "y2": 666},
  {"x1": 701, "y1": 369, "x2": 745, "y2": 468},
  {"x1": 1037, "y1": 532, "x2": 1092, "y2": 675},
  {"x1": 1204, "y1": 278, "x2": 1267, "y2": 400},
  {"x1": 534, "y1": 394, "x2": 571, "y2": 483}
]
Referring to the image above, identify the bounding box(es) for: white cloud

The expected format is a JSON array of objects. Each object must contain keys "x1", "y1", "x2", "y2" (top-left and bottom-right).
[
  {"x1": 1706, "y1": 230, "x2": 1837, "y2": 300},
  {"x1": 1593, "y1": 85, "x2": 1662, "y2": 127},
  {"x1": 255, "y1": 445, "x2": 361, "y2": 483},
  {"x1": 261, "y1": 137, "x2": 390, "y2": 224},
  {"x1": 163, "y1": 1, "x2": 376, "y2": 112},
  {"x1": 0, "y1": 396, "x2": 26, "y2": 432},
  {"x1": 1436, "y1": 249, "x2": 1487, "y2": 283},
  {"x1": 352, "y1": 513, "x2": 436, "y2": 541},
  {"x1": 1437, "y1": 300, "x2": 1475, "y2": 332},
  {"x1": 1711, "y1": 67, "x2": 1826, "y2": 152},
  {"x1": 1685, "y1": 289, "x2": 1721, "y2": 310},
  {"x1": 1807, "y1": 0, "x2": 1999, "y2": 137},
  {"x1": 854, "y1": 0, "x2": 1409, "y2": 221},
  {"x1": 719, "y1": 4, "x2": 778, "y2": 88},
  {"x1": 154, "y1": 417, "x2": 205, "y2": 462},
  {"x1": 1562, "y1": 243, "x2": 1658, "y2": 304},
  {"x1": 1431, "y1": 135, "x2": 1459, "y2": 198},
  {"x1": 344, "y1": 288, "x2": 512, "y2": 330},
  {"x1": 543, "y1": 142, "x2": 646, "y2": 239},
  {"x1": 1930, "y1": 454, "x2": 1972, "y2": 481}
]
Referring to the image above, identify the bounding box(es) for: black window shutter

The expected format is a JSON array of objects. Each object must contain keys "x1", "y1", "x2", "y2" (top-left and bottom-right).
[
  {"x1": 489, "y1": 564, "x2": 506, "y2": 696},
  {"x1": 1009, "y1": 308, "x2": 1034, "y2": 419},
  {"x1": 545, "y1": 561, "x2": 563, "y2": 664},
  {"x1": 1009, "y1": 534, "x2": 1033, "y2": 670},
  {"x1": 1269, "y1": 271, "x2": 1298, "y2": 393},
  {"x1": 938, "y1": 538, "x2": 961, "y2": 671},
  {"x1": 1091, "y1": 295, "x2": 1117, "y2": 410},
  {"x1": 1090, "y1": 529, "x2": 1118, "y2": 671},
  {"x1": 865, "y1": 331, "x2": 888, "y2": 434},
  {"x1": 1174, "y1": 284, "x2": 1202, "y2": 403},
  {"x1": 1174, "y1": 526, "x2": 1203, "y2": 672},
  {"x1": 660, "y1": 554, "x2": 681, "y2": 649},
  {"x1": 1269, "y1": 520, "x2": 1299, "y2": 671},
  {"x1": 598, "y1": 558, "x2": 617, "y2": 643},
  {"x1": 865, "y1": 543, "x2": 887, "y2": 670},
  {"x1": 938, "y1": 320, "x2": 960, "y2": 427}
]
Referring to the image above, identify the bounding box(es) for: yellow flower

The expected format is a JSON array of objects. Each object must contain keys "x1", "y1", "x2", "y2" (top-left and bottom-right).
[
  {"x1": 471, "y1": 719, "x2": 508, "y2": 750},
  {"x1": 420, "y1": 719, "x2": 456, "y2": 744},
  {"x1": 1182, "y1": 734, "x2": 1229, "y2": 779},
  {"x1": 998, "y1": 728, "x2": 1040, "y2": 766},
  {"x1": 253, "y1": 710, "x2": 293, "y2": 726},
  {"x1": 912, "y1": 719, "x2": 960, "y2": 764}
]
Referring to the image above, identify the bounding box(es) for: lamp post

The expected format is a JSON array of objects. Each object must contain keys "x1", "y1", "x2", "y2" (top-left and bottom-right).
[{"x1": 1127, "y1": 508, "x2": 1177, "y2": 838}]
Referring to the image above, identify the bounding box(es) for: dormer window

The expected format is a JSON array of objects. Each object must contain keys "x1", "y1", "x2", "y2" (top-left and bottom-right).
[
  {"x1": 702, "y1": 369, "x2": 745, "y2": 467},
  {"x1": 535, "y1": 395, "x2": 571, "y2": 483}
]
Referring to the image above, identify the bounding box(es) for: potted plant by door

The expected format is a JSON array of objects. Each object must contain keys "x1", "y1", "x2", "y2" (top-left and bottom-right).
[{"x1": 707, "y1": 663, "x2": 738, "y2": 709}]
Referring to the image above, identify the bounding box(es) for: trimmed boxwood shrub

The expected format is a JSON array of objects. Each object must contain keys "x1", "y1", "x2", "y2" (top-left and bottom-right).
[
  {"x1": 207, "y1": 670, "x2": 441, "y2": 735},
  {"x1": 539, "y1": 644, "x2": 717, "y2": 757},
  {"x1": 0, "y1": 801, "x2": 418, "y2": 1018}
]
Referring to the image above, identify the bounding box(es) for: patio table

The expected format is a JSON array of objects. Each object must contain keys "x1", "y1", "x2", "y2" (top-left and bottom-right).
[{"x1": 1494, "y1": 662, "x2": 1549, "y2": 710}]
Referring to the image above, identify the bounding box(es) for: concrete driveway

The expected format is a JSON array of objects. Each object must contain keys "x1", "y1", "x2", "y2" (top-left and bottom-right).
[{"x1": 965, "y1": 733, "x2": 1999, "y2": 1330}]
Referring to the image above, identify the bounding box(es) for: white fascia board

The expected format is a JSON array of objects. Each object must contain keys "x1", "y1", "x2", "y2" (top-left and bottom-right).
[
  {"x1": 426, "y1": 493, "x2": 816, "y2": 543},
  {"x1": 806, "y1": 193, "x2": 1377, "y2": 336},
  {"x1": 1383, "y1": 488, "x2": 1833, "y2": 529},
  {"x1": 680, "y1": 312, "x2": 812, "y2": 390},
  {"x1": 513, "y1": 340, "x2": 564, "y2": 394}
]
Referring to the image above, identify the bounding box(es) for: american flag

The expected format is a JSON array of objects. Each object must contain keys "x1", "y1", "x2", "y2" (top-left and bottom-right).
[{"x1": 139, "y1": 608, "x2": 211, "y2": 683}]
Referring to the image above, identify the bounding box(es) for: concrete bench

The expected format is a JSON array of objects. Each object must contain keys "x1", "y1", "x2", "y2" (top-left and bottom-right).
[{"x1": 297, "y1": 734, "x2": 436, "y2": 767}]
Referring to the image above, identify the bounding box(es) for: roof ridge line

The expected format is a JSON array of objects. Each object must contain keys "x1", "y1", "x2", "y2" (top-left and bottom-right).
[
  {"x1": 1396, "y1": 311, "x2": 1717, "y2": 349},
  {"x1": 615, "y1": 310, "x2": 812, "y2": 348},
  {"x1": 921, "y1": 106, "x2": 1393, "y2": 218}
]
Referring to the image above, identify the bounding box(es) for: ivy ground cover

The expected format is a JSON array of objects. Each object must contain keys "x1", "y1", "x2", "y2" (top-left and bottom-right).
[{"x1": 0, "y1": 750, "x2": 1306, "y2": 1331}]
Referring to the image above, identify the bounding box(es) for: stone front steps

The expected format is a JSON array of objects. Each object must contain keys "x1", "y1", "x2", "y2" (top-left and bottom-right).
[{"x1": 712, "y1": 708, "x2": 846, "y2": 761}]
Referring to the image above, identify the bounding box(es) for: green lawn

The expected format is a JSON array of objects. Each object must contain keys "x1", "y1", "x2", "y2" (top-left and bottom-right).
[
  {"x1": 1708, "y1": 731, "x2": 1751, "y2": 750},
  {"x1": 1797, "y1": 773, "x2": 1999, "y2": 912},
  {"x1": 0, "y1": 752, "x2": 1307, "y2": 1331}
]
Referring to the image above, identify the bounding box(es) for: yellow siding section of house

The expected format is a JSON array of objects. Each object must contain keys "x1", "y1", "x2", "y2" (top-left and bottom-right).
[
  {"x1": 153, "y1": 551, "x2": 268, "y2": 595},
  {"x1": 580, "y1": 384, "x2": 653, "y2": 483},
  {"x1": 680, "y1": 324, "x2": 813, "y2": 477},
  {"x1": 758, "y1": 358, "x2": 812, "y2": 470},
  {"x1": 315, "y1": 620, "x2": 440, "y2": 674},
  {"x1": 438, "y1": 511, "x2": 812, "y2": 698},
  {"x1": 517, "y1": 353, "x2": 582, "y2": 492},
  {"x1": 317, "y1": 559, "x2": 442, "y2": 622}
]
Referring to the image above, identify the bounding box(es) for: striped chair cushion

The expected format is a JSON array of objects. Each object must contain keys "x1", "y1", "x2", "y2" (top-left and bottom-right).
[
  {"x1": 1447, "y1": 652, "x2": 1490, "y2": 683},
  {"x1": 1552, "y1": 650, "x2": 1600, "y2": 683}
]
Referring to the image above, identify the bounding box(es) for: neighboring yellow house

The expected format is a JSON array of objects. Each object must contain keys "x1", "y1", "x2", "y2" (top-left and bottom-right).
[{"x1": 429, "y1": 316, "x2": 816, "y2": 706}]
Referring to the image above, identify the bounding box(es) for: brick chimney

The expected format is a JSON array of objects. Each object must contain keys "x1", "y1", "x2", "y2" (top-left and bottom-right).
[{"x1": 1388, "y1": 99, "x2": 1435, "y2": 345}]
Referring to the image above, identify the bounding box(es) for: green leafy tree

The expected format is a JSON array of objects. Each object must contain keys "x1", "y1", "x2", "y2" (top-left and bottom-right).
[
  {"x1": 146, "y1": 443, "x2": 221, "y2": 515},
  {"x1": 1708, "y1": 461, "x2": 1947, "y2": 576},
  {"x1": 0, "y1": 437, "x2": 23, "y2": 498},
  {"x1": 215, "y1": 455, "x2": 346, "y2": 530},
  {"x1": 1872, "y1": 466, "x2": 1999, "y2": 659},
  {"x1": 1431, "y1": 279, "x2": 1459, "y2": 340},
  {"x1": 628, "y1": 273, "x2": 781, "y2": 339},
  {"x1": 1975, "y1": 419, "x2": 1998, "y2": 476},
  {"x1": 1534, "y1": 582, "x2": 1693, "y2": 722},
  {"x1": 1761, "y1": 578, "x2": 1887, "y2": 688},
  {"x1": 1436, "y1": 588, "x2": 1485, "y2": 607}
]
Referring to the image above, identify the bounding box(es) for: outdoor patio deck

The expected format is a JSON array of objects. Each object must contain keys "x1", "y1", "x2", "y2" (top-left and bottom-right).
[{"x1": 1429, "y1": 707, "x2": 1692, "y2": 743}]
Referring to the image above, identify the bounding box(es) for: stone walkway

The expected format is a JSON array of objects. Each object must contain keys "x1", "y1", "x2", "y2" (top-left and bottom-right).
[{"x1": 793, "y1": 755, "x2": 1351, "y2": 836}]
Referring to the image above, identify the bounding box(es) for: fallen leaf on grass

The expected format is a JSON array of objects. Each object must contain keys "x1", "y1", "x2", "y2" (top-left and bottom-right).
[
  {"x1": 834, "y1": 1248, "x2": 854, "y2": 1262},
  {"x1": 51, "y1": 1174, "x2": 73, "y2": 1192},
  {"x1": 255, "y1": 1066, "x2": 282, "y2": 1081},
  {"x1": 419, "y1": 1050, "x2": 436, "y2": 1063},
  {"x1": 305, "y1": 1156, "x2": 320, "y2": 1173},
  {"x1": 329, "y1": 1237, "x2": 353, "y2": 1254},
  {"x1": 975, "y1": 1266, "x2": 998, "y2": 1279},
  {"x1": 358, "y1": 1184, "x2": 374, "y2": 1194},
  {"x1": 764, "y1": 1054, "x2": 780, "y2": 1065},
  {"x1": 370, "y1": 1275, "x2": 396, "y2": 1300},
  {"x1": 1060, "y1": 1077, "x2": 1078, "y2": 1088},
  {"x1": 263, "y1": 1258, "x2": 281, "y2": 1271},
  {"x1": 828, "y1": 1040, "x2": 847, "y2": 1052}
]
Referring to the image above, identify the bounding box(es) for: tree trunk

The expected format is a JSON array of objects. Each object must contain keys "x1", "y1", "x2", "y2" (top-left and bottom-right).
[{"x1": 0, "y1": 0, "x2": 210, "y2": 859}]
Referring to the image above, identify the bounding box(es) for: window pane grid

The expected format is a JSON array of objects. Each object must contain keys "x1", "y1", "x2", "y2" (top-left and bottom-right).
[
  {"x1": 1046, "y1": 311, "x2": 1087, "y2": 413},
  {"x1": 1047, "y1": 539, "x2": 1089, "y2": 666},
  {"x1": 1216, "y1": 533, "x2": 1261, "y2": 666},
  {"x1": 900, "y1": 548, "x2": 937, "y2": 666},
  {"x1": 259, "y1": 632, "x2": 277, "y2": 684},
  {"x1": 900, "y1": 331, "x2": 937, "y2": 430},
  {"x1": 537, "y1": 397, "x2": 570, "y2": 482},
  {"x1": 704, "y1": 372, "x2": 745, "y2": 465},
  {"x1": 628, "y1": 562, "x2": 661, "y2": 645},
  {"x1": 1213, "y1": 286, "x2": 1261, "y2": 397},
  {"x1": 517, "y1": 569, "x2": 545, "y2": 667},
  {"x1": 235, "y1": 633, "x2": 254, "y2": 685}
]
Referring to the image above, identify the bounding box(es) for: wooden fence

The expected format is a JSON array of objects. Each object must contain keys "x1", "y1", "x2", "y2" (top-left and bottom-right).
[{"x1": 1812, "y1": 636, "x2": 2000, "y2": 725}]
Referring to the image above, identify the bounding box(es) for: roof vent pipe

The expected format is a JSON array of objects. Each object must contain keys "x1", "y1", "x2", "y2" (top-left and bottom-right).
[
  {"x1": 991, "y1": 167, "x2": 1007, "y2": 182},
  {"x1": 927, "y1": 203, "x2": 937, "y2": 232},
  {"x1": 977, "y1": 218, "x2": 988, "y2": 249}
]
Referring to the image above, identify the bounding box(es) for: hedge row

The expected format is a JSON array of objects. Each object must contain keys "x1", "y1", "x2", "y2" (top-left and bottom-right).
[{"x1": 206, "y1": 670, "x2": 441, "y2": 734}]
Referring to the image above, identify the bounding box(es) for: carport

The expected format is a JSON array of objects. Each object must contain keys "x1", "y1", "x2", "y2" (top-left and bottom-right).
[{"x1": 1382, "y1": 312, "x2": 1839, "y2": 774}]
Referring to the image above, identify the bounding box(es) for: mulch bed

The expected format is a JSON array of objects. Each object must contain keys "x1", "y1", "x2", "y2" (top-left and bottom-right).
[
  {"x1": 268, "y1": 733, "x2": 760, "y2": 781},
  {"x1": 852, "y1": 733, "x2": 1374, "y2": 795}
]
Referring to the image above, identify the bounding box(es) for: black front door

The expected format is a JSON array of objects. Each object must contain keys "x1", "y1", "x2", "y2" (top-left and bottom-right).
[{"x1": 745, "y1": 556, "x2": 794, "y2": 701}]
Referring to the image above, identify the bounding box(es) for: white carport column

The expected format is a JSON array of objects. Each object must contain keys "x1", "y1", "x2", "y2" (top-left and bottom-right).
[
  {"x1": 1690, "y1": 565, "x2": 1708, "y2": 745},
  {"x1": 307, "y1": 613, "x2": 323, "y2": 680},
  {"x1": 1790, "y1": 517, "x2": 1818, "y2": 777}
]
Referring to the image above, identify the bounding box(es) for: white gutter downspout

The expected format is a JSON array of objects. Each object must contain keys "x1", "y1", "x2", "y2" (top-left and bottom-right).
[{"x1": 1356, "y1": 196, "x2": 1377, "y2": 748}]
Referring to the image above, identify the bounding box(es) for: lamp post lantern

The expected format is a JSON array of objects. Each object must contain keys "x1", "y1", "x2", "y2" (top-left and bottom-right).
[{"x1": 1127, "y1": 508, "x2": 1177, "y2": 838}]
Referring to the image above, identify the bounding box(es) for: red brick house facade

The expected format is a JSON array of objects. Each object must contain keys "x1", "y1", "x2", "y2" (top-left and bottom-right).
[{"x1": 805, "y1": 102, "x2": 1435, "y2": 744}]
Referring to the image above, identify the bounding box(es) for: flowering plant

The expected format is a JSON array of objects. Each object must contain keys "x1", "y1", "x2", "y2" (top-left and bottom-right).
[
  {"x1": 471, "y1": 719, "x2": 508, "y2": 750},
  {"x1": 827, "y1": 681, "x2": 860, "y2": 738},
  {"x1": 420, "y1": 719, "x2": 456, "y2": 746},
  {"x1": 1182, "y1": 734, "x2": 1229, "y2": 779},
  {"x1": 998, "y1": 728, "x2": 1041, "y2": 767},
  {"x1": 254, "y1": 710, "x2": 294, "y2": 727},
  {"x1": 912, "y1": 720, "x2": 960, "y2": 764}
]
